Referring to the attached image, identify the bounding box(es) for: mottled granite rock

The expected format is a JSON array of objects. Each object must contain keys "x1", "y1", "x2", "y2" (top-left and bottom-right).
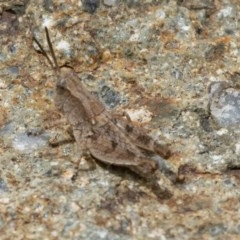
[{"x1": 0, "y1": 0, "x2": 240, "y2": 239}]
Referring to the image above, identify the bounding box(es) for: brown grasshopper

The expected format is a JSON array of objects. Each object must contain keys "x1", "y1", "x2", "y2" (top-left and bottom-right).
[{"x1": 33, "y1": 28, "x2": 176, "y2": 199}]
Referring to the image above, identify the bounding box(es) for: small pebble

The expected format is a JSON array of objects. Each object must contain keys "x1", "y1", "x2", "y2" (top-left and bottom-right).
[
  {"x1": 7, "y1": 66, "x2": 19, "y2": 76},
  {"x1": 210, "y1": 85, "x2": 240, "y2": 127},
  {"x1": 99, "y1": 85, "x2": 121, "y2": 109},
  {"x1": 82, "y1": 0, "x2": 100, "y2": 14},
  {"x1": 103, "y1": 0, "x2": 117, "y2": 7}
]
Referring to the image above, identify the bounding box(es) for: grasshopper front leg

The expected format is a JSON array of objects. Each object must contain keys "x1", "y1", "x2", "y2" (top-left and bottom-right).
[{"x1": 71, "y1": 126, "x2": 97, "y2": 171}]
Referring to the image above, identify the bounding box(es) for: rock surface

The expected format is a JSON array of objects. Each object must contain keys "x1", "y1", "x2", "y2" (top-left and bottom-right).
[{"x1": 0, "y1": 0, "x2": 240, "y2": 239}]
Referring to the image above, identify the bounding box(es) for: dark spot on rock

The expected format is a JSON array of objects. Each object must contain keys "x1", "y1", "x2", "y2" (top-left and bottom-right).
[
  {"x1": 99, "y1": 85, "x2": 121, "y2": 109},
  {"x1": 178, "y1": 0, "x2": 216, "y2": 10},
  {"x1": 195, "y1": 27, "x2": 202, "y2": 35},
  {"x1": 198, "y1": 223, "x2": 226, "y2": 236},
  {"x1": 199, "y1": 114, "x2": 212, "y2": 132},
  {"x1": 205, "y1": 43, "x2": 225, "y2": 62},
  {"x1": 124, "y1": 48, "x2": 134, "y2": 57},
  {"x1": 82, "y1": 0, "x2": 100, "y2": 14},
  {"x1": 137, "y1": 134, "x2": 151, "y2": 145},
  {"x1": 209, "y1": 223, "x2": 226, "y2": 236},
  {"x1": 43, "y1": 0, "x2": 54, "y2": 12},
  {"x1": 225, "y1": 28, "x2": 234, "y2": 35},
  {"x1": 116, "y1": 184, "x2": 144, "y2": 205},
  {"x1": 10, "y1": 2, "x2": 29, "y2": 16},
  {"x1": 178, "y1": 163, "x2": 197, "y2": 176},
  {"x1": 8, "y1": 44, "x2": 17, "y2": 54},
  {"x1": 193, "y1": 108, "x2": 213, "y2": 132},
  {"x1": 125, "y1": 124, "x2": 133, "y2": 133},
  {"x1": 0, "y1": 10, "x2": 19, "y2": 34},
  {"x1": 98, "y1": 198, "x2": 117, "y2": 213},
  {"x1": 125, "y1": 0, "x2": 141, "y2": 8}
]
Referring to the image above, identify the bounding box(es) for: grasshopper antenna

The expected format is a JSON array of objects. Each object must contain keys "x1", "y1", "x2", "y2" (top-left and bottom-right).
[
  {"x1": 33, "y1": 27, "x2": 60, "y2": 73},
  {"x1": 45, "y1": 27, "x2": 60, "y2": 73}
]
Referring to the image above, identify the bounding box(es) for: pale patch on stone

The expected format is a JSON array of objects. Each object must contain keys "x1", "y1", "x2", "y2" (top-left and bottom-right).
[
  {"x1": 0, "y1": 80, "x2": 7, "y2": 89},
  {"x1": 56, "y1": 40, "x2": 71, "y2": 55},
  {"x1": 235, "y1": 143, "x2": 240, "y2": 155},
  {"x1": 12, "y1": 133, "x2": 48, "y2": 153},
  {"x1": 216, "y1": 128, "x2": 228, "y2": 136},
  {"x1": 125, "y1": 107, "x2": 153, "y2": 123},
  {"x1": 42, "y1": 15, "x2": 55, "y2": 28}
]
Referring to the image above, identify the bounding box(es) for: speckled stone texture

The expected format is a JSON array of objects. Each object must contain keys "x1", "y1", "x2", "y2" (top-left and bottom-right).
[{"x1": 1, "y1": 0, "x2": 240, "y2": 239}]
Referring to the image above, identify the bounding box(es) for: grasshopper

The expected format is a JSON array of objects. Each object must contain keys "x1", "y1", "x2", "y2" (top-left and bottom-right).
[{"x1": 33, "y1": 28, "x2": 176, "y2": 199}]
